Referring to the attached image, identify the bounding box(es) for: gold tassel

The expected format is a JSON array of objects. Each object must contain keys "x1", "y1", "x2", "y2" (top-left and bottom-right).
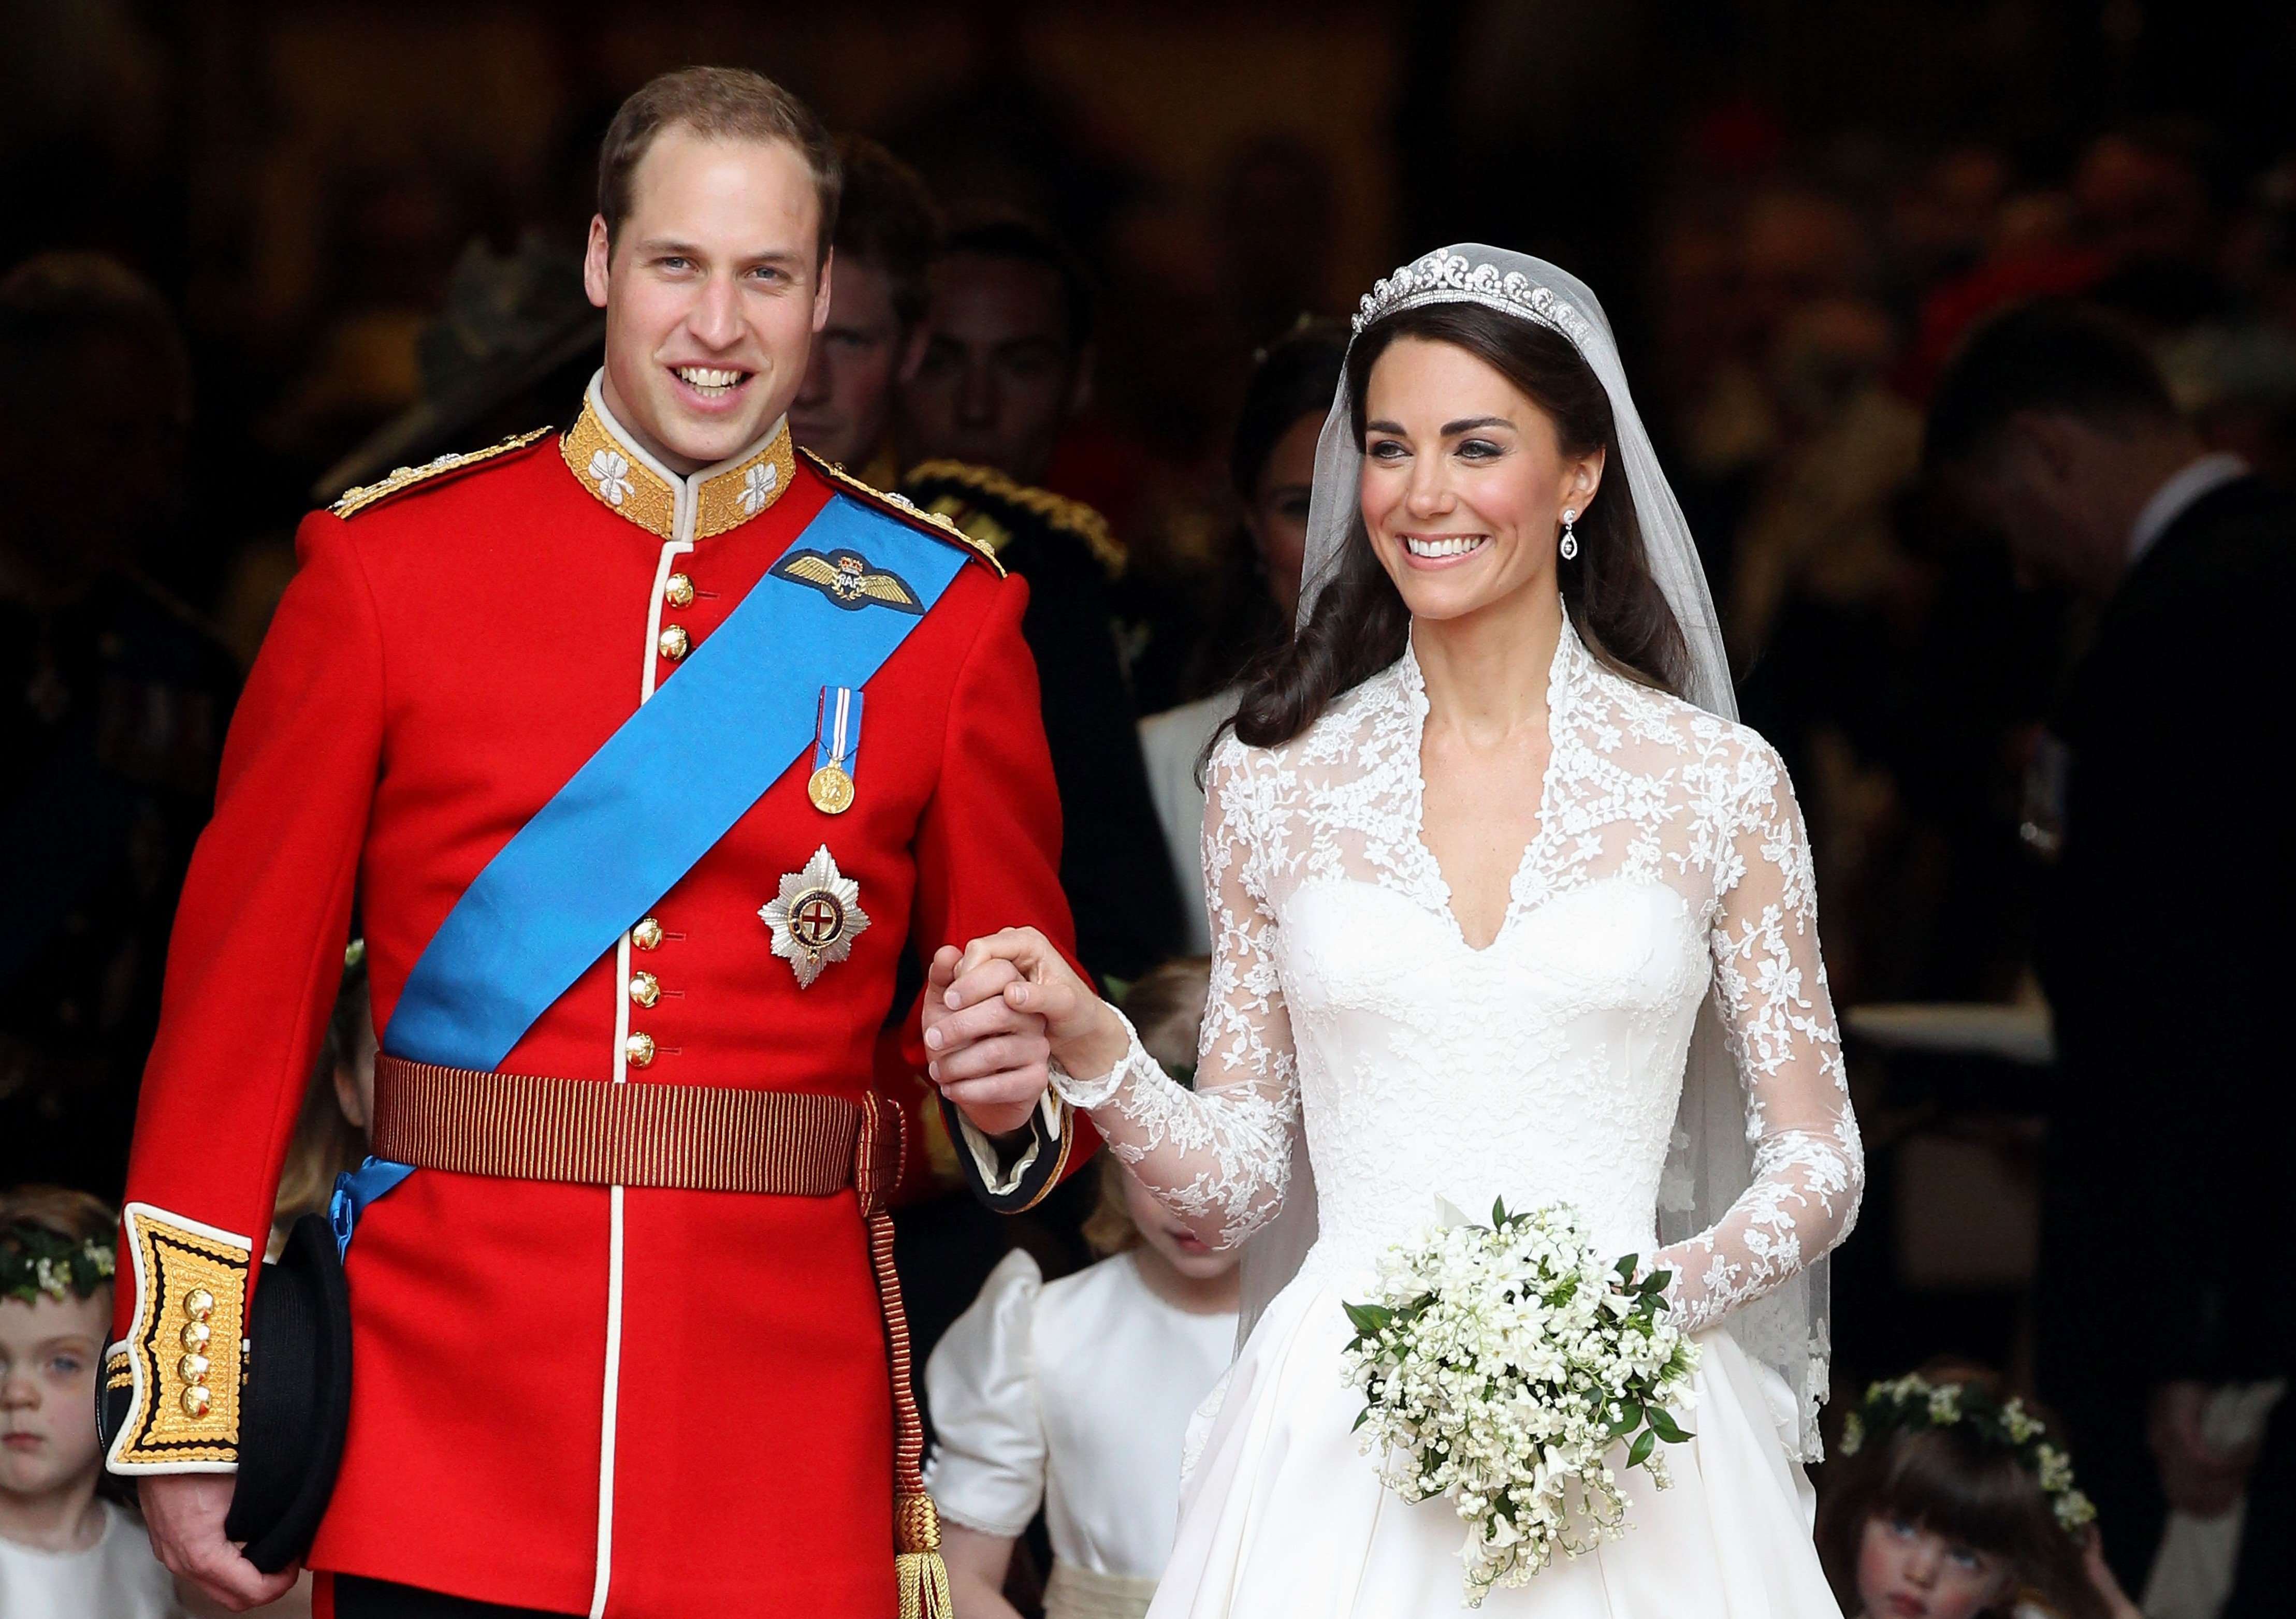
[
  {"x1": 894, "y1": 1492, "x2": 951, "y2": 1619},
  {"x1": 896, "y1": 1549, "x2": 954, "y2": 1619}
]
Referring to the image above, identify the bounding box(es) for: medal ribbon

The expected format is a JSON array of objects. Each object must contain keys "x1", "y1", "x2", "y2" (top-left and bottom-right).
[{"x1": 814, "y1": 685, "x2": 863, "y2": 781}]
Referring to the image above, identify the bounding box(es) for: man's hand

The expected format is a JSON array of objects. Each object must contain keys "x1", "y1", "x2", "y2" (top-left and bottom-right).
[
  {"x1": 141, "y1": 1474, "x2": 299, "y2": 1610},
  {"x1": 2149, "y1": 1381, "x2": 2259, "y2": 1518},
  {"x1": 921, "y1": 942, "x2": 1056, "y2": 1136}
]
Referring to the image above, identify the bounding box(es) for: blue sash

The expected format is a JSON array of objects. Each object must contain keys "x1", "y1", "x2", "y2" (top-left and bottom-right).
[{"x1": 336, "y1": 494, "x2": 967, "y2": 1250}]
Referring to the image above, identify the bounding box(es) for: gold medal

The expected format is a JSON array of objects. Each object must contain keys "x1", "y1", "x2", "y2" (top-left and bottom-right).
[{"x1": 808, "y1": 763, "x2": 855, "y2": 815}]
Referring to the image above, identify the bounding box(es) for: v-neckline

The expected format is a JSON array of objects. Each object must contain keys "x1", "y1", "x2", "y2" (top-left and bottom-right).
[{"x1": 1402, "y1": 621, "x2": 1577, "y2": 954}]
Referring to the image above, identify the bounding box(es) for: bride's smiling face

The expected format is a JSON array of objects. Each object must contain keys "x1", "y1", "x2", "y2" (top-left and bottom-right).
[{"x1": 1358, "y1": 336, "x2": 1603, "y2": 623}]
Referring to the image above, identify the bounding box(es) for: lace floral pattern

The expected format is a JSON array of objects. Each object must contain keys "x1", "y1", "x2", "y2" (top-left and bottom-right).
[{"x1": 1056, "y1": 620, "x2": 1862, "y2": 1339}]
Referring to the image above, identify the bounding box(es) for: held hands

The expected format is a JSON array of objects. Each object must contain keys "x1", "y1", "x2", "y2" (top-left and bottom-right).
[
  {"x1": 920, "y1": 928, "x2": 1129, "y2": 1133},
  {"x1": 140, "y1": 1474, "x2": 298, "y2": 1611}
]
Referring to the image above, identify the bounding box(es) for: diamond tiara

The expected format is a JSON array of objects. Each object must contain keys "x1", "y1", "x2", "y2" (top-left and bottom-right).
[{"x1": 1354, "y1": 249, "x2": 1595, "y2": 347}]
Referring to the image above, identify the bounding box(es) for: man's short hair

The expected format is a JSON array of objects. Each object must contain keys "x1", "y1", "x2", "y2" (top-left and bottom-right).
[
  {"x1": 597, "y1": 67, "x2": 841, "y2": 264},
  {"x1": 1924, "y1": 300, "x2": 2177, "y2": 473},
  {"x1": 0, "y1": 252, "x2": 190, "y2": 423},
  {"x1": 938, "y1": 207, "x2": 1095, "y2": 351},
  {"x1": 832, "y1": 135, "x2": 940, "y2": 330}
]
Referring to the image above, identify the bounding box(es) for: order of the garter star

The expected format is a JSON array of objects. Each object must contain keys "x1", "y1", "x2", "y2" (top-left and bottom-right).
[{"x1": 761, "y1": 844, "x2": 870, "y2": 986}]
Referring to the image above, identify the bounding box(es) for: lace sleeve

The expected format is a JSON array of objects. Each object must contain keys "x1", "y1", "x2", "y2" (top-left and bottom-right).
[
  {"x1": 1655, "y1": 739, "x2": 1864, "y2": 1332},
  {"x1": 1050, "y1": 741, "x2": 1299, "y2": 1248}
]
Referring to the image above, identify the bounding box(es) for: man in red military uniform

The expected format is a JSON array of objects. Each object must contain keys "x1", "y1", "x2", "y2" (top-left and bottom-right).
[{"x1": 109, "y1": 67, "x2": 1086, "y2": 1617}]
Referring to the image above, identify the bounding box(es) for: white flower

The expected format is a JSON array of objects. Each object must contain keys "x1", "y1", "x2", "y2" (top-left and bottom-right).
[
  {"x1": 2001, "y1": 1398, "x2": 2040, "y2": 1444},
  {"x1": 739, "y1": 460, "x2": 778, "y2": 515},
  {"x1": 587, "y1": 448, "x2": 634, "y2": 506},
  {"x1": 1342, "y1": 1201, "x2": 1699, "y2": 1604}
]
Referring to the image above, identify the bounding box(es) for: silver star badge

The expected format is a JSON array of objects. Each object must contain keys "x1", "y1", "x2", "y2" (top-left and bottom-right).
[{"x1": 760, "y1": 844, "x2": 870, "y2": 987}]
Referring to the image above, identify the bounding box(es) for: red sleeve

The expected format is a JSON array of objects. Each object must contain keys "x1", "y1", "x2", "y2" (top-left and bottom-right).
[
  {"x1": 113, "y1": 512, "x2": 383, "y2": 1340},
  {"x1": 902, "y1": 571, "x2": 1098, "y2": 1195}
]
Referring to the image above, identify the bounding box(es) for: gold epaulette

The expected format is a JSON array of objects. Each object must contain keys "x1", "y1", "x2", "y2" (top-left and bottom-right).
[
  {"x1": 798, "y1": 448, "x2": 1005, "y2": 577},
  {"x1": 900, "y1": 459, "x2": 1126, "y2": 578},
  {"x1": 329, "y1": 427, "x2": 555, "y2": 519}
]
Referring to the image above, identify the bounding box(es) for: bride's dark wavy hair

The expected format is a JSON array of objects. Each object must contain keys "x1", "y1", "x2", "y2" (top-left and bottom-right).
[{"x1": 1228, "y1": 302, "x2": 1691, "y2": 750}]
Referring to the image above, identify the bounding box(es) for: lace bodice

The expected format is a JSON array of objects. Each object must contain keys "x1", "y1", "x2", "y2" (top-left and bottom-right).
[{"x1": 1056, "y1": 621, "x2": 1863, "y2": 1336}]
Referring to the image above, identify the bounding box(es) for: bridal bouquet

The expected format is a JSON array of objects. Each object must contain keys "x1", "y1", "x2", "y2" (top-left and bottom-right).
[{"x1": 1341, "y1": 1200, "x2": 1699, "y2": 1607}]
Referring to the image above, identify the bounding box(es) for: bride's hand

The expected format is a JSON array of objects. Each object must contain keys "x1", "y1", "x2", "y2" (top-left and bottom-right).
[{"x1": 928, "y1": 928, "x2": 1132, "y2": 1096}]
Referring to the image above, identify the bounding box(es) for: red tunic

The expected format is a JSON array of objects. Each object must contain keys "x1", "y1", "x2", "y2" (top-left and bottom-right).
[{"x1": 112, "y1": 391, "x2": 1088, "y2": 1615}]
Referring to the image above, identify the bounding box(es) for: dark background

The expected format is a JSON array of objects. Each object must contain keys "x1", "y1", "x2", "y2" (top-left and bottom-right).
[{"x1": 8, "y1": 0, "x2": 2295, "y2": 1425}]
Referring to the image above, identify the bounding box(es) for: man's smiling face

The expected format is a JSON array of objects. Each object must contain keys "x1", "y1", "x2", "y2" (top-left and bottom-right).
[{"x1": 584, "y1": 125, "x2": 831, "y2": 474}]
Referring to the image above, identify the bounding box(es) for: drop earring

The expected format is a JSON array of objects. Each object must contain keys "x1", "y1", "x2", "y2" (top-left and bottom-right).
[{"x1": 1559, "y1": 509, "x2": 1579, "y2": 561}]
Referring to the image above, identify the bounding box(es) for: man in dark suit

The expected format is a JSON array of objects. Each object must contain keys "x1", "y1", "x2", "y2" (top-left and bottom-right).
[
  {"x1": 1926, "y1": 302, "x2": 2291, "y2": 1608},
  {"x1": 897, "y1": 209, "x2": 1183, "y2": 983}
]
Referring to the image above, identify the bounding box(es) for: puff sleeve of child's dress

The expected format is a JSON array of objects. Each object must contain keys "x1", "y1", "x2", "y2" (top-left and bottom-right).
[{"x1": 923, "y1": 1248, "x2": 1046, "y2": 1539}]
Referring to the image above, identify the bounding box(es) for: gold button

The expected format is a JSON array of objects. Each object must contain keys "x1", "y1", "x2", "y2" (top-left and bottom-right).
[
  {"x1": 179, "y1": 1320, "x2": 211, "y2": 1351},
  {"x1": 178, "y1": 1352, "x2": 210, "y2": 1383},
  {"x1": 180, "y1": 1384, "x2": 212, "y2": 1419},
  {"x1": 664, "y1": 572, "x2": 694, "y2": 608},
  {"x1": 629, "y1": 971, "x2": 660, "y2": 1008},
  {"x1": 658, "y1": 624, "x2": 689, "y2": 660},
  {"x1": 631, "y1": 917, "x2": 663, "y2": 951},
  {"x1": 183, "y1": 1289, "x2": 214, "y2": 1321},
  {"x1": 624, "y1": 1031, "x2": 656, "y2": 1068}
]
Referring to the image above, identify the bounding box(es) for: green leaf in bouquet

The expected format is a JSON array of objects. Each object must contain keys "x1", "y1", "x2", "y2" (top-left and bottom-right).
[
  {"x1": 1646, "y1": 1406, "x2": 1692, "y2": 1445},
  {"x1": 1344, "y1": 1300, "x2": 1394, "y2": 1337},
  {"x1": 1607, "y1": 1399, "x2": 1644, "y2": 1438},
  {"x1": 1354, "y1": 1405, "x2": 1372, "y2": 1431},
  {"x1": 1492, "y1": 1196, "x2": 1510, "y2": 1228},
  {"x1": 1628, "y1": 1428, "x2": 1656, "y2": 1468},
  {"x1": 1640, "y1": 1268, "x2": 1672, "y2": 1295},
  {"x1": 1615, "y1": 1253, "x2": 1639, "y2": 1279}
]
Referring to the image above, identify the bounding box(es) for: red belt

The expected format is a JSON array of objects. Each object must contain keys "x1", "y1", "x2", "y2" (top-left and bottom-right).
[{"x1": 371, "y1": 1055, "x2": 953, "y2": 1617}]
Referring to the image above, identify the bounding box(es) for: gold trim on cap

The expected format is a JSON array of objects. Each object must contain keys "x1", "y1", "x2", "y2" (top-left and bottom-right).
[{"x1": 899, "y1": 459, "x2": 1124, "y2": 576}]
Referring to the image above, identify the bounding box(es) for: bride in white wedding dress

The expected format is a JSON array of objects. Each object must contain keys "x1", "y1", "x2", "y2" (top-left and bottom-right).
[{"x1": 927, "y1": 247, "x2": 1864, "y2": 1617}]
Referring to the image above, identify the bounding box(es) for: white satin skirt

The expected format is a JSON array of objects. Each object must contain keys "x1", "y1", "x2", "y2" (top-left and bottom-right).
[{"x1": 1149, "y1": 1272, "x2": 1846, "y2": 1617}]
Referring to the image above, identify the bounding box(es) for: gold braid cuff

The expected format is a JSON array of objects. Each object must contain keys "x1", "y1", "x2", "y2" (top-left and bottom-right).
[{"x1": 107, "y1": 1204, "x2": 251, "y2": 1472}]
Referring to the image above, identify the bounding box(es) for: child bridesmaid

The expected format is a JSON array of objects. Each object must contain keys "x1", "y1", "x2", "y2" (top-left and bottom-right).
[{"x1": 926, "y1": 959, "x2": 1239, "y2": 1619}]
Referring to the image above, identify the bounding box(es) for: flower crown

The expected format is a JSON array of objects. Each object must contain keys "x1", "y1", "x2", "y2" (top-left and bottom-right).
[
  {"x1": 1, "y1": 1222, "x2": 117, "y2": 1306},
  {"x1": 1354, "y1": 249, "x2": 1596, "y2": 347},
  {"x1": 1840, "y1": 1374, "x2": 2097, "y2": 1537}
]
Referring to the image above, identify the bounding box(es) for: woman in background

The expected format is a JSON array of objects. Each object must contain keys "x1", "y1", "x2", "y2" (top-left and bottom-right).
[{"x1": 1138, "y1": 322, "x2": 1347, "y2": 952}]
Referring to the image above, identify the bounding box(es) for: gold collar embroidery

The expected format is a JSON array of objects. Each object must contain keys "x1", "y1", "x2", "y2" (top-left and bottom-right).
[{"x1": 561, "y1": 382, "x2": 797, "y2": 541}]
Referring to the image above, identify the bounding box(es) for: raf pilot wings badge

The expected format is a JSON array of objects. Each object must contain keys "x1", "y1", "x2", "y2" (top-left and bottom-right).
[{"x1": 771, "y1": 548, "x2": 925, "y2": 614}]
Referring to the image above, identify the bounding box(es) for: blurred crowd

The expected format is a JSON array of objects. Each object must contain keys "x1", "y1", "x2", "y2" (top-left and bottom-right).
[{"x1": 3, "y1": 25, "x2": 2293, "y2": 1619}]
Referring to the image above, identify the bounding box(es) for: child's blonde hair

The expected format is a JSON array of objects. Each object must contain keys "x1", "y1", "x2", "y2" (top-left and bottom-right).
[{"x1": 1081, "y1": 957, "x2": 1212, "y2": 1258}]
